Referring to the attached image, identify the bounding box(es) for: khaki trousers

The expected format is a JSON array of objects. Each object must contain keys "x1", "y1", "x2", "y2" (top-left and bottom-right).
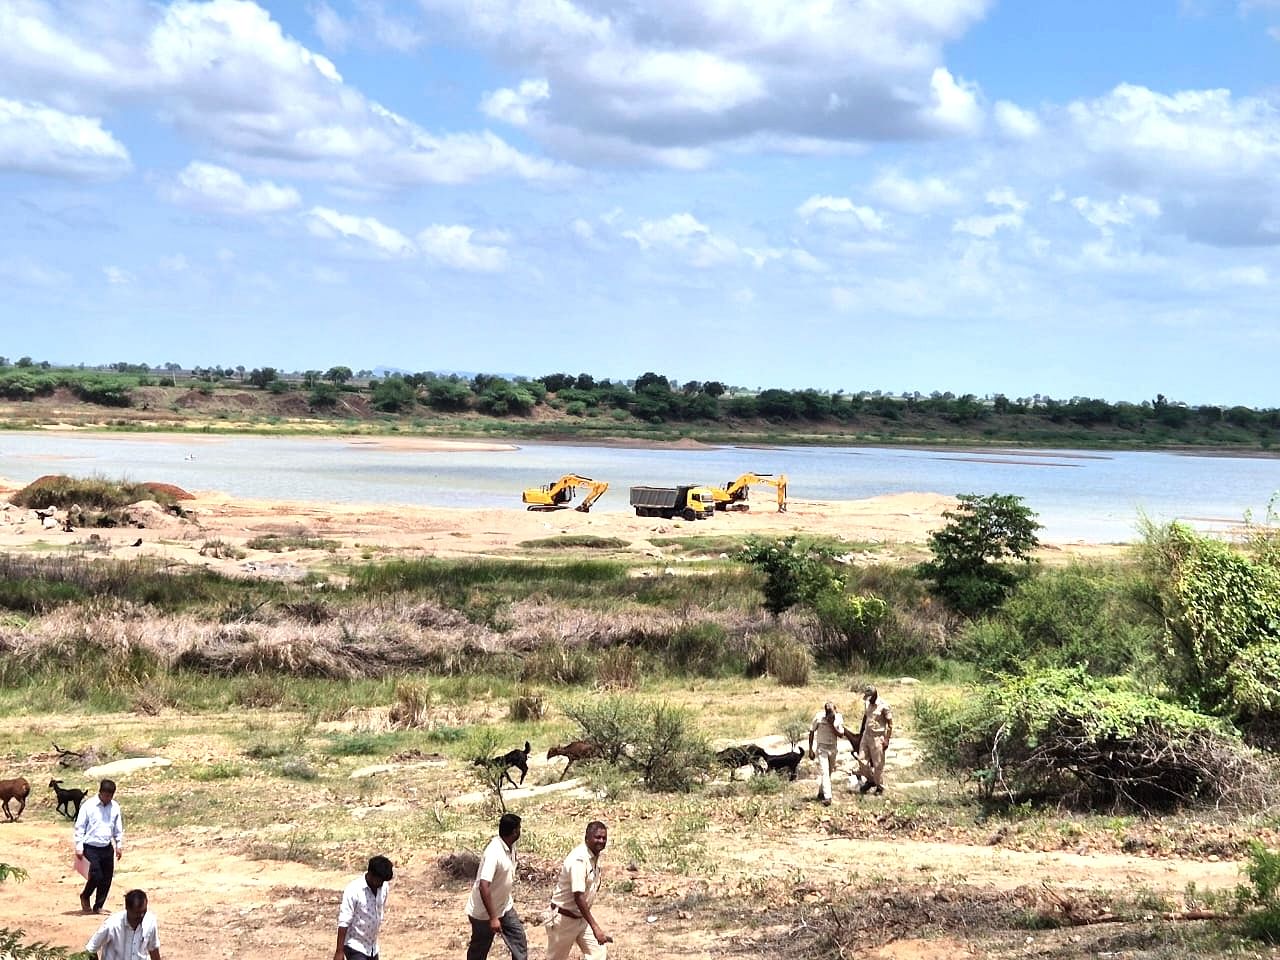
[
  {"x1": 858, "y1": 730, "x2": 886, "y2": 787},
  {"x1": 545, "y1": 908, "x2": 607, "y2": 960},
  {"x1": 815, "y1": 745, "x2": 838, "y2": 800}
]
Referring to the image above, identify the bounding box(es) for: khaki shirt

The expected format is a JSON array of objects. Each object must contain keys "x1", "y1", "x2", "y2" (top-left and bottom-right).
[
  {"x1": 466, "y1": 835, "x2": 517, "y2": 920},
  {"x1": 863, "y1": 698, "x2": 893, "y2": 737},
  {"x1": 550, "y1": 842, "x2": 601, "y2": 911},
  {"x1": 809, "y1": 710, "x2": 845, "y2": 751}
]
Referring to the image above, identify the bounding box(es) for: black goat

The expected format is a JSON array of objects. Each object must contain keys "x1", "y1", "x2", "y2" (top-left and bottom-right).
[
  {"x1": 49, "y1": 779, "x2": 87, "y2": 820},
  {"x1": 716, "y1": 743, "x2": 804, "y2": 781},
  {"x1": 757, "y1": 745, "x2": 804, "y2": 781},
  {"x1": 474, "y1": 741, "x2": 531, "y2": 789}
]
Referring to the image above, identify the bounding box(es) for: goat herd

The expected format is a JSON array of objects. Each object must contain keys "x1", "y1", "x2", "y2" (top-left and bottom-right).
[
  {"x1": 0, "y1": 776, "x2": 87, "y2": 823},
  {"x1": 473, "y1": 738, "x2": 804, "y2": 790}
]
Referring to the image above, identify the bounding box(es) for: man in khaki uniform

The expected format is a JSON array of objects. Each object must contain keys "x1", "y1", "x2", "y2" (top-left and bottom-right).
[
  {"x1": 855, "y1": 686, "x2": 893, "y2": 794},
  {"x1": 545, "y1": 821, "x2": 611, "y2": 960},
  {"x1": 807, "y1": 701, "x2": 844, "y2": 806}
]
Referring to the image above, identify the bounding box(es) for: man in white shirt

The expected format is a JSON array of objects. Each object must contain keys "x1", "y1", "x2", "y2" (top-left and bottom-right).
[
  {"x1": 74, "y1": 779, "x2": 125, "y2": 914},
  {"x1": 545, "y1": 820, "x2": 611, "y2": 960},
  {"x1": 807, "y1": 701, "x2": 845, "y2": 806},
  {"x1": 465, "y1": 813, "x2": 527, "y2": 960},
  {"x1": 335, "y1": 855, "x2": 393, "y2": 960},
  {"x1": 84, "y1": 888, "x2": 161, "y2": 960}
]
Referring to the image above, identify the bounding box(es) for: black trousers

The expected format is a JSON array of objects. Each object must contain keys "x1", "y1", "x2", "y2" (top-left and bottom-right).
[
  {"x1": 466, "y1": 909, "x2": 528, "y2": 960},
  {"x1": 343, "y1": 949, "x2": 378, "y2": 960},
  {"x1": 81, "y1": 844, "x2": 115, "y2": 911}
]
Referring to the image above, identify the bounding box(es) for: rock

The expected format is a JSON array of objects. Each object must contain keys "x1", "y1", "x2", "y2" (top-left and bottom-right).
[
  {"x1": 85, "y1": 757, "x2": 172, "y2": 777},
  {"x1": 896, "y1": 677, "x2": 921, "y2": 685}
]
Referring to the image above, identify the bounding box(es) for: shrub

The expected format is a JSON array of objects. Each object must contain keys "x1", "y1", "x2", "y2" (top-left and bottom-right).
[
  {"x1": 812, "y1": 592, "x2": 888, "y2": 665},
  {"x1": 625, "y1": 702, "x2": 712, "y2": 792},
  {"x1": 914, "y1": 667, "x2": 1271, "y2": 811},
  {"x1": 1241, "y1": 841, "x2": 1280, "y2": 943},
  {"x1": 561, "y1": 695, "x2": 647, "y2": 764},
  {"x1": 508, "y1": 687, "x2": 547, "y2": 722},
  {"x1": 748, "y1": 634, "x2": 812, "y2": 686},
  {"x1": 666, "y1": 622, "x2": 733, "y2": 676},
  {"x1": 596, "y1": 647, "x2": 641, "y2": 690},
  {"x1": 736, "y1": 536, "x2": 842, "y2": 615},
  {"x1": 520, "y1": 644, "x2": 594, "y2": 685},
  {"x1": 916, "y1": 493, "x2": 1041, "y2": 617},
  {"x1": 389, "y1": 682, "x2": 432, "y2": 728},
  {"x1": 953, "y1": 564, "x2": 1157, "y2": 677}
]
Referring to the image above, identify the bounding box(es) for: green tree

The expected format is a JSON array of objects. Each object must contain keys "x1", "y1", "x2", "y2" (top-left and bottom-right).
[
  {"x1": 371, "y1": 375, "x2": 416, "y2": 412},
  {"x1": 247, "y1": 367, "x2": 278, "y2": 388},
  {"x1": 324, "y1": 365, "x2": 353, "y2": 385},
  {"x1": 916, "y1": 493, "x2": 1041, "y2": 616},
  {"x1": 736, "y1": 536, "x2": 842, "y2": 615}
]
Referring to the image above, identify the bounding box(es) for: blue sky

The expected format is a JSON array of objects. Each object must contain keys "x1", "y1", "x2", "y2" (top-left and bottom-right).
[{"x1": 2, "y1": 0, "x2": 1279, "y2": 405}]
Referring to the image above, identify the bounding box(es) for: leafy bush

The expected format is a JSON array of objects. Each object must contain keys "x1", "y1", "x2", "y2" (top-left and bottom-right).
[
  {"x1": 736, "y1": 536, "x2": 842, "y2": 615},
  {"x1": 1138, "y1": 521, "x2": 1280, "y2": 739},
  {"x1": 561, "y1": 695, "x2": 644, "y2": 764},
  {"x1": 665, "y1": 622, "x2": 734, "y2": 676},
  {"x1": 625, "y1": 702, "x2": 712, "y2": 792},
  {"x1": 371, "y1": 376, "x2": 416, "y2": 412},
  {"x1": 1241, "y1": 841, "x2": 1280, "y2": 943},
  {"x1": 953, "y1": 564, "x2": 1157, "y2": 676},
  {"x1": 914, "y1": 667, "x2": 1270, "y2": 811},
  {"x1": 747, "y1": 633, "x2": 812, "y2": 686},
  {"x1": 916, "y1": 493, "x2": 1041, "y2": 616},
  {"x1": 812, "y1": 592, "x2": 888, "y2": 664}
]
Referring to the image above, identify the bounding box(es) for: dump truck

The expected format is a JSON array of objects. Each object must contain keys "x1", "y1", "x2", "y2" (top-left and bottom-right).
[
  {"x1": 709, "y1": 472, "x2": 788, "y2": 513},
  {"x1": 629, "y1": 484, "x2": 717, "y2": 520},
  {"x1": 521, "y1": 474, "x2": 609, "y2": 512}
]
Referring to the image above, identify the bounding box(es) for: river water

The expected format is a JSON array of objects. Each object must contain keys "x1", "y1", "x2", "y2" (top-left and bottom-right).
[{"x1": 1, "y1": 432, "x2": 1277, "y2": 543}]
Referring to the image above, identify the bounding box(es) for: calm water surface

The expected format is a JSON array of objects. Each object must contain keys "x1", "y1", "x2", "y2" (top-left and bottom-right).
[{"x1": 2, "y1": 433, "x2": 1277, "y2": 543}]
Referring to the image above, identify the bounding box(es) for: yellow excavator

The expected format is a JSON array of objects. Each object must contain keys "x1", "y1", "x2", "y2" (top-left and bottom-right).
[
  {"x1": 521, "y1": 474, "x2": 609, "y2": 512},
  {"x1": 710, "y1": 472, "x2": 788, "y2": 513}
]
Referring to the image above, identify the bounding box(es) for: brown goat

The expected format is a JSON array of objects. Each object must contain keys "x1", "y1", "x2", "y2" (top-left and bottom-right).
[
  {"x1": 0, "y1": 777, "x2": 31, "y2": 822},
  {"x1": 546, "y1": 740, "x2": 600, "y2": 781}
]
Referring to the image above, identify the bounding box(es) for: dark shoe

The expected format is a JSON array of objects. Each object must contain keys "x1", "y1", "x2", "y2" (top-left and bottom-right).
[
  {"x1": 80, "y1": 894, "x2": 91, "y2": 913},
  {"x1": 874, "y1": 786, "x2": 884, "y2": 795},
  {"x1": 859, "y1": 781, "x2": 873, "y2": 794},
  {"x1": 815, "y1": 789, "x2": 824, "y2": 801},
  {"x1": 821, "y1": 797, "x2": 831, "y2": 806}
]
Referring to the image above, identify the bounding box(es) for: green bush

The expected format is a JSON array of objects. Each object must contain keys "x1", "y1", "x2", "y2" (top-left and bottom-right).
[
  {"x1": 954, "y1": 564, "x2": 1157, "y2": 676},
  {"x1": 626, "y1": 702, "x2": 712, "y2": 792},
  {"x1": 812, "y1": 592, "x2": 888, "y2": 665},
  {"x1": 913, "y1": 667, "x2": 1264, "y2": 811},
  {"x1": 736, "y1": 536, "x2": 842, "y2": 615},
  {"x1": 561, "y1": 694, "x2": 647, "y2": 764},
  {"x1": 916, "y1": 493, "x2": 1041, "y2": 617},
  {"x1": 748, "y1": 634, "x2": 811, "y2": 686},
  {"x1": 1241, "y1": 841, "x2": 1280, "y2": 943},
  {"x1": 666, "y1": 622, "x2": 733, "y2": 676}
]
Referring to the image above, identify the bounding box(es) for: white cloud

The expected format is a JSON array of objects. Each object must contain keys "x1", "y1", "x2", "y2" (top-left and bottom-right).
[
  {"x1": 417, "y1": 225, "x2": 510, "y2": 272},
  {"x1": 0, "y1": 255, "x2": 70, "y2": 287},
  {"x1": 623, "y1": 213, "x2": 740, "y2": 267},
  {"x1": 871, "y1": 170, "x2": 963, "y2": 213},
  {"x1": 1071, "y1": 194, "x2": 1161, "y2": 233},
  {"x1": 796, "y1": 195, "x2": 884, "y2": 231},
  {"x1": 0, "y1": 0, "x2": 562, "y2": 188},
  {"x1": 305, "y1": 206, "x2": 416, "y2": 258},
  {"x1": 994, "y1": 100, "x2": 1041, "y2": 139},
  {"x1": 421, "y1": 0, "x2": 993, "y2": 165},
  {"x1": 103, "y1": 265, "x2": 133, "y2": 285},
  {"x1": 481, "y1": 79, "x2": 550, "y2": 127},
  {"x1": 953, "y1": 189, "x2": 1026, "y2": 237},
  {"x1": 162, "y1": 161, "x2": 301, "y2": 216},
  {"x1": 0, "y1": 97, "x2": 130, "y2": 178},
  {"x1": 311, "y1": 0, "x2": 423, "y2": 53}
]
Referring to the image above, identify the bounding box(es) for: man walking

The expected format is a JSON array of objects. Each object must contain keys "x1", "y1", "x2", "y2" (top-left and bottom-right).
[
  {"x1": 807, "y1": 701, "x2": 845, "y2": 806},
  {"x1": 855, "y1": 686, "x2": 893, "y2": 794},
  {"x1": 545, "y1": 820, "x2": 611, "y2": 960},
  {"x1": 466, "y1": 813, "x2": 527, "y2": 960},
  {"x1": 74, "y1": 779, "x2": 124, "y2": 914},
  {"x1": 335, "y1": 855, "x2": 394, "y2": 960},
  {"x1": 84, "y1": 888, "x2": 161, "y2": 960}
]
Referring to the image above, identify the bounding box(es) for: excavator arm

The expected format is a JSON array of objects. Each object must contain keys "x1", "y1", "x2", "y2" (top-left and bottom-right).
[
  {"x1": 715, "y1": 472, "x2": 788, "y2": 513},
  {"x1": 521, "y1": 475, "x2": 609, "y2": 512}
]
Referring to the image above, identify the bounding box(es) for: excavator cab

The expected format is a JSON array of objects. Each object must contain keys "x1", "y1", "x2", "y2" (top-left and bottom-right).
[{"x1": 713, "y1": 472, "x2": 788, "y2": 512}]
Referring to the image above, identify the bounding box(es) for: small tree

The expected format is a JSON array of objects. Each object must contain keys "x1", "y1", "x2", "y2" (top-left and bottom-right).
[
  {"x1": 736, "y1": 536, "x2": 842, "y2": 615},
  {"x1": 324, "y1": 365, "x2": 353, "y2": 385},
  {"x1": 916, "y1": 493, "x2": 1040, "y2": 616},
  {"x1": 1, "y1": 863, "x2": 76, "y2": 960}
]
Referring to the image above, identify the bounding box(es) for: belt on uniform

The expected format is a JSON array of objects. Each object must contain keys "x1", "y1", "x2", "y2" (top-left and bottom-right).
[{"x1": 554, "y1": 906, "x2": 582, "y2": 920}]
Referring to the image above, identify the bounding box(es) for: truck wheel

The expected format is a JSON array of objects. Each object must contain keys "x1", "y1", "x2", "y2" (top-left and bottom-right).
[{"x1": 683, "y1": 508, "x2": 695, "y2": 521}]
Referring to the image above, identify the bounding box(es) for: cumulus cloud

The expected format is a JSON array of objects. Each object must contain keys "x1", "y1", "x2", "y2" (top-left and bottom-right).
[
  {"x1": 796, "y1": 195, "x2": 885, "y2": 231},
  {"x1": 311, "y1": 0, "x2": 423, "y2": 53},
  {"x1": 953, "y1": 188, "x2": 1026, "y2": 237},
  {"x1": 0, "y1": 0, "x2": 561, "y2": 188},
  {"x1": 1070, "y1": 194, "x2": 1160, "y2": 233},
  {"x1": 305, "y1": 206, "x2": 416, "y2": 258},
  {"x1": 103, "y1": 265, "x2": 133, "y2": 285},
  {"x1": 421, "y1": 0, "x2": 992, "y2": 164},
  {"x1": 417, "y1": 225, "x2": 509, "y2": 271},
  {"x1": 994, "y1": 100, "x2": 1041, "y2": 139},
  {"x1": 161, "y1": 161, "x2": 301, "y2": 216},
  {"x1": 0, "y1": 97, "x2": 130, "y2": 178},
  {"x1": 870, "y1": 170, "x2": 964, "y2": 213},
  {"x1": 624, "y1": 213, "x2": 740, "y2": 267}
]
